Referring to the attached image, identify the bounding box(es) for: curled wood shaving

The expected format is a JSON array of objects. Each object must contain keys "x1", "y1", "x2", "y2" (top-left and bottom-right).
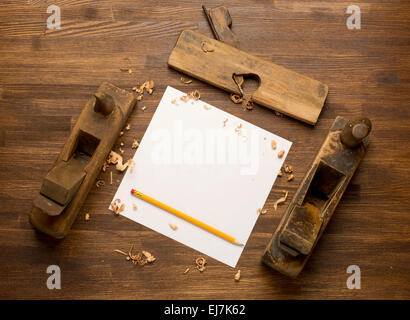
[
  {"x1": 120, "y1": 67, "x2": 132, "y2": 74},
  {"x1": 183, "y1": 267, "x2": 190, "y2": 274},
  {"x1": 284, "y1": 165, "x2": 293, "y2": 173},
  {"x1": 234, "y1": 270, "x2": 241, "y2": 281},
  {"x1": 141, "y1": 106, "x2": 147, "y2": 111},
  {"x1": 274, "y1": 190, "x2": 289, "y2": 210},
  {"x1": 261, "y1": 209, "x2": 268, "y2": 215},
  {"x1": 96, "y1": 180, "x2": 105, "y2": 188},
  {"x1": 195, "y1": 257, "x2": 207, "y2": 272},
  {"x1": 85, "y1": 213, "x2": 90, "y2": 221},
  {"x1": 169, "y1": 223, "x2": 178, "y2": 231},
  {"x1": 125, "y1": 123, "x2": 131, "y2": 131},
  {"x1": 287, "y1": 174, "x2": 294, "y2": 182},
  {"x1": 109, "y1": 151, "x2": 133, "y2": 172},
  {"x1": 111, "y1": 199, "x2": 125, "y2": 215},
  {"x1": 278, "y1": 170, "x2": 283, "y2": 177},
  {"x1": 230, "y1": 93, "x2": 243, "y2": 104},
  {"x1": 256, "y1": 208, "x2": 262, "y2": 214},
  {"x1": 201, "y1": 41, "x2": 214, "y2": 53},
  {"x1": 142, "y1": 250, "x2": 156, "y2": 263},
  {"x1": 119, "y1": 131, "x2": 124, "y2": 137},
  {"x1": 115, "y1": 246, "x2": 157, "y2": 266},
  {"x1": 245, "y1": 100, "x2": 254, "y2": 110},
  {"x1": 235, "y1": 123, "x2": 242, "y2": 135},
  {"x1": 188, "y1": 90, "x2": 200, "y2": 100},
  {"x1": 180, "y1": 95, "x2": 189, "y2": 102},
  {"x1": 107, "y1": 151, "x2": 121, "y2": 165},
  {"x1": 102, "y1": 162, "x2": 109, "y2": 172},
  {"x1": 277, "y1": 150, "x2": 285, "y2": 158},
  {"x1": 132, "y1": 139, "x2": 139, "y2": 149},
  {"x1": 180, "y1": 77, "x2": 192, "y2": 84},
  {"x1": 223, "y1": 118, "x2": 228, "y2": 127},
  {"x1": 171, "y1": 98, "x2": 178, "y2": 105},
  {"x1": 136, "y1": 95, "x2": 143, "y2": 101},
  {"x1": 271, "y1": 139, "x2": 277, "y2": 150}
]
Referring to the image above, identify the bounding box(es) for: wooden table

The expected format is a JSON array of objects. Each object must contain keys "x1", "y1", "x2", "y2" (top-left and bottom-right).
[{"x1": 0, "y1": 0, "x2": 409, "y2": 299}]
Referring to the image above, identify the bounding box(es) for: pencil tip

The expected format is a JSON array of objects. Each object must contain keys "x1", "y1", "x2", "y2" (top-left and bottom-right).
[{"x1": 234, "y1": 240, "x2": 244, "y2": 246}]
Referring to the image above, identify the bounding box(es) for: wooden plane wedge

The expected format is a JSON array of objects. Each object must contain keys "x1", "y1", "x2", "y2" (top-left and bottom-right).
[{"x1": 168, "y1": 29, "x2": 328, "y2": 125}]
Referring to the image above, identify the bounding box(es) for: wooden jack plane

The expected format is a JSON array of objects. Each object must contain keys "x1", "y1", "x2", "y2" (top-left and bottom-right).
[
  {"x1": 168, "y1": 5, "x2": 328, "y2": 125},
  {"x1": 29, "y1": 82, "x2": 137, "y2": 239},
  {"x1": 262, "y1": 117, "x2": 372, "y2": 277}
]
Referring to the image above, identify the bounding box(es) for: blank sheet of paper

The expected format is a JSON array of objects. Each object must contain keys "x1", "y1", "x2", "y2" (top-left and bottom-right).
[{"x1": 110, "y1": 86, "x2": 292, "y2": 267}]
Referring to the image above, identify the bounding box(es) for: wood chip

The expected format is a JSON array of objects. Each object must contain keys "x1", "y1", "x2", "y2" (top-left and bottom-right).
[
  {"x1": 171, "y1": 98, "x2": 178, "y2": 105},
  {"x1": 96, "y1": 180, "x2": 105, "y2": 188},
  {"x1": 234, "y1": 270, "x2": 241, "y2": 281},
  {"x1": 274, "y1": 190, "x2": 289, "y2": 210},
  {"x1": 183, "y1": 267, "x2": 190, "y2": 274},
  {"x1": 256, "y1": 208, "x2": 262, "y2": 214},
  {"x1": 287, "y1": 174, "x2": 294, "y2": 182},
  {"x1": 85, "y1": 213, "x2": 90, "y2": 221},
  {"x1": 188, "y1": 89, "x2": 200, "y2": 100},
  {"x1": 278, "y1": 170, "x2": 283, "y2": 177},
  {"x1": 180, "y1": 77, "x2": 192, "y2": 84},
  {"x1": 201, "y1": 41, "x2": 214, "y2": 53},
  {"x1": 245, "y1": 100, "x2": 254, "y2": 110},
  {"x1": 203, "y1": 104, "x2": 210, "y2": 110},
  {"x1": 119, "y1": 131, "x2": 124, "y2": 137},
  {"x1": 132, "y1": 139, "x2": 139, "y2": 149},
  {"x1": 111, "y1": 199, "x2": 125, "y2": 215},
  {"x1": 132, "y1": 203, "x2": 137, "y2": 211},
  {"x1": 102, "y1": 162, "x2": 109, "y2": 172},
  {"x1": 230, "y1": 93, "x2": 243, "y2": 104},
  {"x1": 284, "y1": 165, "x2": 293, "y2": 173},
  {"x1": 125, "y1": 123, "x2": 131, "y2": 131},
  {"x1": 261, "y1": 209, "x2": 268, "y2": 215},
  {"x1": 142, "y1": 250, "x2": 156, "y2": 263},
  {"x1": 115, "y1": 246, "x2": 157, "y2": 266},
  {"x1": 169, "y1": 223, "x2": 178, "y2": 231},
  {"x1": 141, "y1": 106, "x2": 146, "y2": 111},
  {"x1": 110, "y1": 171, "x2": 113, "y2": 185},
  {"x1": 271, "y1": 139, "x2": 277, "y2": 150},
  {"x1": 195, "y1": 257, "x2": 207, "y2": 272},
  {"x1": 223, "y1": 118, "x2": 228, "y2": 127},
  {"x1": 278, "y1": 150, "x2": 285, "y2": 158},
  {"x1": 109, "y1": 151, "x2": 134, "y2": 172}
]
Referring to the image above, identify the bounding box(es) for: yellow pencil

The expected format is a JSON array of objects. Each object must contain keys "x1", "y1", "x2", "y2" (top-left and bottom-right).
[{"x1": 130, "y1": 189, "x2": 243, "y2": 246}]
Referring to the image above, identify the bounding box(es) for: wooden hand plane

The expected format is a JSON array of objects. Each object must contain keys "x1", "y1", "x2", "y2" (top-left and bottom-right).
[
  {"x1": 262, "y1": 117, "x2": 372, "y2": 277},
  {"x1": 168, "y1": 7, "x2": 328, "y2": 125},
  {"x1": 29, "y1": 82, "x2": 136, "y2": 239}
]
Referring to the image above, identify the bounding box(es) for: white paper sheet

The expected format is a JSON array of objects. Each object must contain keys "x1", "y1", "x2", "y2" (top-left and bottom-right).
[{"x1": 110, "y1": 86, "x2": 292, "y2": 267}]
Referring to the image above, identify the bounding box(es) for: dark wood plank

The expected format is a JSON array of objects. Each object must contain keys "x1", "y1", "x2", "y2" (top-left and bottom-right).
[{"x1": 0, "y1": 0, "x2": 409, "y2": 299}]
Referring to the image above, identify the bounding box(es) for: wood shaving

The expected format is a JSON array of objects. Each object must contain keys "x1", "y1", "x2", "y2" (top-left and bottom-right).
[
  {"x1": 110, "y1": 171, "x2": 113, "y2": 185},
  {"x1": 234, "y1": 270, "x2": 241, "y2": 281},
  {"x1": 142, "y1": 250, "x2": 156, "y2": 263},
  {"x1": 183, "y1": 267, "x2": 190, "y2": 274},
  {"x1": 245, "y1": 100, "x2": 254, "y2": 110},
  {"x1": 120, "y1": 67, "x2": 132, "y2": 74},
  {"x1": 128, "y1": 159, "x2": 135, "y2": 173},
  {"x1": 201, "y1": 41, "x2": 214, "y2": 53},
  {"x1": 188, "y1": 90, "x2": 200, "y2": 100},
  {"x1": 115, "y1": 246, "x2": 156, "y2": 266},
  {"x1": 125, "y1": 123, "x2": 131, "y2": 131},
  {"x1": 132, "y1": 203, "x2": 137, "y2": 211},
  {"x1": 107, "y1": 151, "x2": 122, "y2": 165},
  {"x1": 141, "y1": 106, "x2": 147, "y2": 111},
  {"x1": 287, "y1": 174, "x2": 294, "y2": 182},
  {"x1": 278, "y1": 170, "x2": 283, "y2": 177},
  {"x1": 102, "y1": 162, "x2": 109, "y2": 172},
  {"x1": 136, "y1": 95, "x2": 143, "y2": 101},
  {"x1": 119, "y1": 131, "x2": 124, "y2": 137},
  {"x1": 132, "y1": 139, "x2": 139, "y2": 149},
  {"x1": 274, "y1": 190, "x2": 289, "y2": 210},
  {"x1": 261, "y1": 209, "x2": 268, "y2": 215},
  {"x1": 171, "y1": 98, "x2": 178, "y2": 105},
  {"x1": 111, "y1": 199, "x2": 125, "y2": 215},
  {"x1": 195, "y1": 257, "x2": 207, "y2": 272},
  {"x1": 109, "y1": 151, "x2": 133, "y2": 172},
  {"x1": 203, "y1": 104, "x2": 210, "y2": 110},
  {"x1": 169, "y1": 223, "x2": 178, "y2": 231},
  {"x1": 235, "y1": 123, "x2": 242, "y2": 135},
  {"x1": 257, "y1": 208, "x2": 262, "y2": 214},
  {"x1": 180, "y1": 95, "x2": 189, "y2": 102},
  {"x1": 180, "y1": 77, "x2": 192, "y2": 84},
  {"x1": 120, "y1": 142, "x2": 124, "y2": 147},
  {"x1": 119, "y1": 148, "x2": 124, "y2": 155},
  {"x1": 96, "y1": 180, "x2": 105, "y2": 188},
  {"x1": 284, "y1": 165, "x2": 293, "y2": 173},
  {"x1": 230, "y1": 93, "x2": 243, "y2": 104},
  {"x1": 277, "y1": 150, "x2": 285, "y2": 158},
  {"x1": 223, "y1": 118, "x2": 228, "y2": 127},
  {"x1": 271, "y1": 139, "x2": 277, "y2": 150},
  {"x1": 85, "y1": 213, "x2": 90, "y2": 221}
]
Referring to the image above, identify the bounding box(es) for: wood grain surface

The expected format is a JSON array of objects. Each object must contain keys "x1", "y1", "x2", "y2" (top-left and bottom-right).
[{"x1": 0, "y1": 0, "x2": 409, "y2": 299}]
